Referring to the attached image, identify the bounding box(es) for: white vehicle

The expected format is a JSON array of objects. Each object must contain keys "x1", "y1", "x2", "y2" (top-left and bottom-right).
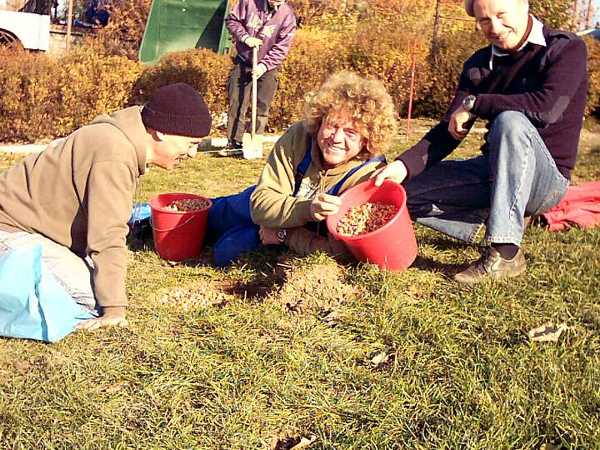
[{"x1": 0, "y1": 8, "x2": 50, "y2": 50}]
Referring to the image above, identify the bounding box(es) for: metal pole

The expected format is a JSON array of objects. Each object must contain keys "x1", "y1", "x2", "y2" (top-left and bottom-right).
[
  {"x1": 66, "y1": 0, "x2": 73, "y2": 52},
  {"x1": 406, "y1": 41, "x2": 417, "y2": 142},
  {"x1": 432, "y1": 0, "x2": 442, "y2": 62},
  {"x1": 585, "y1": 0, "x2": 593, "y2": 28}
]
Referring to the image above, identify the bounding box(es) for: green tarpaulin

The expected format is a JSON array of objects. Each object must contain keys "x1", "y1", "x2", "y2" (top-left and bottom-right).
[{"x1": 139, "y1": 0, "x2": 231, "y2": 64}]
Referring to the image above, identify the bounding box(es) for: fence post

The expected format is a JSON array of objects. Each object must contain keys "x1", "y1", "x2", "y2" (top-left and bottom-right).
[
  {"x1": 585, "y1": 0, "x2": 593, "y2": 28},
  {"x1": 406, "y1": 40, "x2": 417, "y2": 142},
  {"x1": 432, "y1": 0, "x2": 442, "y2": 62},
  {"x1": 66, "y1": 0, "x2": 73, "y2": 53}
]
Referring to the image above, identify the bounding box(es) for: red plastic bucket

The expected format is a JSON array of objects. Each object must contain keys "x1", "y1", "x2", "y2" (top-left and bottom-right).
[
  {"x1": 149, "y1": 193, "x2": 212, "y2": 261},
  {"x1": 326, "y1": 180, "x2": 418, "y2": 271}
]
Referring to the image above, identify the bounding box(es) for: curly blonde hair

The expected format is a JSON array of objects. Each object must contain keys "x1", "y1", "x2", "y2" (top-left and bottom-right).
[{"x1": 303, "y1": 71, "x2": 398, "y2": 156}]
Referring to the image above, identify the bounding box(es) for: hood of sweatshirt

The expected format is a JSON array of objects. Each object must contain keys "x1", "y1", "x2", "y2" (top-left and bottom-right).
[{"x1": 90, "y1": 106, "x2": 148, "y2": 176}]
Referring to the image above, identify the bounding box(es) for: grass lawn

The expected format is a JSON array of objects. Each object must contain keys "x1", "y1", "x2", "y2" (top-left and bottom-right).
[{"x1": 0, "y1": 121, "x2": 599, "y2": 449}]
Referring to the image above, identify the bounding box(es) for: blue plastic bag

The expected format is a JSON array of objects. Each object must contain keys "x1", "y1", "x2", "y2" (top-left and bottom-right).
[
  {"x1": 128, "y1": 202, "x2": 153, "y2": 241},
  {"x1": 0, "y1": 245, "x2": 94, "y2": 343}
]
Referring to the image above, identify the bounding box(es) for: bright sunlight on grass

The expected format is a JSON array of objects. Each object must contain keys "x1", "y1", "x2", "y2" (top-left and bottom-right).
[{"x1": 0, "y1": 122, "x2": 599, "y2": 449}]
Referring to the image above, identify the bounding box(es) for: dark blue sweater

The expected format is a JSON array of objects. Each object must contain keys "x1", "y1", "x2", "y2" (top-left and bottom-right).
[{"x1": 399, "y1": 26, "x2": 589, "y2": 180}]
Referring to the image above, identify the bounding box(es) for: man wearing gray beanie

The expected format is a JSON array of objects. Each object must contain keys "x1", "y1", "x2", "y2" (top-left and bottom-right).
[
  {"x1": 374, "y1": 0, "x2": 587, "y2": 283},
  {"x1": 0, "y1": 83, "x2": 212, "y2": 336}
]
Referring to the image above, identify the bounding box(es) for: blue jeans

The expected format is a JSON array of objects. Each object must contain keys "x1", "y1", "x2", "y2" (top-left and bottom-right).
[{"x1": 405, "y1": 111, "x2": 569, "y2": 246}]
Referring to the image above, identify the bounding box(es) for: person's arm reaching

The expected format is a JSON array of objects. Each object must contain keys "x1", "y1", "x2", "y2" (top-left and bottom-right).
[
  {"x1": 78, "y1": 161, "x2": 134, "y2": 330},
  {"x1": 374, "y1": 63, "x2": 475, "y2": 184}
]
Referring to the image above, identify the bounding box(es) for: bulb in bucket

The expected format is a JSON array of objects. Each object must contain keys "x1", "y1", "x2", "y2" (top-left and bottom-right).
[
  {"x1": 149, "y1": 193, "x2": 212, "y2": 261},
  {"x1": 326, "y1": 180, "x2": 418, "y2": 271}
]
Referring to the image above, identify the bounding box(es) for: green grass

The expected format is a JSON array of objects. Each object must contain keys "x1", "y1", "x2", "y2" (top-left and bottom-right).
[{"x1": 1, "y1": 121, "x2": 599, "y2": 449}]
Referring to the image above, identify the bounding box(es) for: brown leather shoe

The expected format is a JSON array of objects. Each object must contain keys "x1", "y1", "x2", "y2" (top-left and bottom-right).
[{"x1": 453, "y1": 247, "x2": 526, "y2": 284}]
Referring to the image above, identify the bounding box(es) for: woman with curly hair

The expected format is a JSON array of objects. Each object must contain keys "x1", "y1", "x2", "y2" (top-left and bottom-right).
[{"x1": 207, "y1": 71, "x2": 398, "y2": 266}]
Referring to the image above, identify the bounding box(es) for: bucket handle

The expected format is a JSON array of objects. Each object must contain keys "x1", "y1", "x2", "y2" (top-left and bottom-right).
[{"x1": 152, "y1": 214, "x2": 202, "y2": 233}]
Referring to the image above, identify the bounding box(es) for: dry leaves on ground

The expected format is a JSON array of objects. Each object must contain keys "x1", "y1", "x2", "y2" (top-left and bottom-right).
[{"x1": 527, "y1": 323, "x2": 569, "y2": 343}]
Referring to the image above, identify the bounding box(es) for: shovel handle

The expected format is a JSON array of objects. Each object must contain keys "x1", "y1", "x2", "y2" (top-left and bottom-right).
[{"x1": 251, "y1": 46, "x2": 258, "y2": 140}]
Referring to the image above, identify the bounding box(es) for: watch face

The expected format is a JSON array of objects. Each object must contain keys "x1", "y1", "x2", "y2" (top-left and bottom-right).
[{"x1": 463, "y1": 95, "x2": 475, "y2": 110}]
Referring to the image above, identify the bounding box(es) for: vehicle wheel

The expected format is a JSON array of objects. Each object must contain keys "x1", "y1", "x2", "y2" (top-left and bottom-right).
[{"x1": 0, "y1": 29, "x2": 24, "y2": 50}]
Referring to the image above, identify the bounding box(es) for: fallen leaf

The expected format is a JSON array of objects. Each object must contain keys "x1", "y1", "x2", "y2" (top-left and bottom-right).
[
  {"x1": 290, "y1": 435, "x2": 317, "y2": 450},
  {"x1": 270, "y1": 434, "x2": 317, "y2": 450},
  {"x1": 528, "y1": 323, "x2": 568, "y2": 343},
  {"x1": 103, "y1": 382, "x2": 127, "y2": 395},
  {"x1": 14, "y1": 360, "x2": 31, "y2": 372},
  {"x1": 285, "y1": 300, "x2": 303, "y2": 314},
  {"x1": 370, "y1": 351, "x2": 391, "y2": 368},
  {"x1": 539, "y1": 443, "x2": 562, "y2": 450},
  {"x1": 321, "y1": 310, "x2": 340, "y2": 326}
]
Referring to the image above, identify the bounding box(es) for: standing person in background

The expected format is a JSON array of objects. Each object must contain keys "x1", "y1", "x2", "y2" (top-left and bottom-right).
[
  {"x1": 221, "y1": 0, "x2": 296, "y2": 156},
  {"x1": 373, "y1": 0, "x2": 588, "y2": 283},
  {"x1": 84, "y1": 0, "x2": 111, "y2": 27}
]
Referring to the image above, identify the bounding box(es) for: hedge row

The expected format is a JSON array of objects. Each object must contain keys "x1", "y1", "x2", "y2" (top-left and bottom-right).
[
  {"x1": 585, "y1": 36, "x2": 600, "y2": 119},
  {"x1": 0, "y1": 30, "x2": 598, "y2": 142},
  {"x1": 0, "y1": 47, "x2": 142, "y2": 141}
]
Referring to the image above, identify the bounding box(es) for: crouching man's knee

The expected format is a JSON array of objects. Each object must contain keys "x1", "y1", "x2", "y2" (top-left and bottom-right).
[
  {"x1": 487, "y1": 111, "x2": 539, "y2": 169},
  {"x1": 489, "y1": 111, "x2": 532, "y2": 141}
]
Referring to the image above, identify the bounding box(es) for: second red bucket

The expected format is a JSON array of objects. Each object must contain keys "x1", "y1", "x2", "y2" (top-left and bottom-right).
[
  {"x1": 149, "y1": 193, "x2": 212, "y2": 261},
  {"x1": 326, "y1": 180, "x2": 418, "y2": 271}
]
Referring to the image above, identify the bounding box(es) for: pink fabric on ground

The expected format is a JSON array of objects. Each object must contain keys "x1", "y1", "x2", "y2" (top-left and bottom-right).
[{"x1": 542, "y1": 181, "x2": 600, "y2": 231}]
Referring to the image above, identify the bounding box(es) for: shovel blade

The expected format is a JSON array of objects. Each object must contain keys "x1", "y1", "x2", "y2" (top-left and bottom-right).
[{"x1": 242, "y1": 133, "x2": 264, "y2": 160}]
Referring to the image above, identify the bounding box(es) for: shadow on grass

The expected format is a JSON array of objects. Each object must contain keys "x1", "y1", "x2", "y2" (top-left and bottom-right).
[
  {"x1": 221, "y1": 273, "x2": 283, "y2": 301},
  {"x1": 412, "y1": 235, "x2": 477, "y2": 276},
  {"x1": 222, "y1": 249, "x2": 289, "y2": 301},
  {"x1": 420, "y1": 234, "x2": 474, "y2": 252},
  {"x1": 128, "y1": 230, "x2": 490, "y2": 293},
  {"x1": 411, "y1": 254, "x2": 468, "y2": 277},
  {"x1": 127, "y1": 230, "x2": 288, "y2": 301}
]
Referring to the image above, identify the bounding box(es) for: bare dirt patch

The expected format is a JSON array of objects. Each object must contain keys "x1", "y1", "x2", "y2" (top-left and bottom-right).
[
  {"x1": 273, "y1": 262, "x2": 360, "y2": 314},
  {"x1": 159, "y1": 279, "x2": 236, "y2": 311}
]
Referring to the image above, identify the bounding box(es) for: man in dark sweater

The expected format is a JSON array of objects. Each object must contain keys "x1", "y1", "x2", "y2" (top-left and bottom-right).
[{"x1": 374, "y1": 0, "x2": 588, "y2": 283}]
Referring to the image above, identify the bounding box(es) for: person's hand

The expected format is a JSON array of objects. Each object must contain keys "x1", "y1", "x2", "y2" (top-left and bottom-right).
[
  {"x1": 372, "y1": 160, "x2": 408, "y2": 187},
  {"x1": 259, "y1": 226, "x2": 280, "y2": 245},
  {"x1": 253, "y1": 63, "x2": 267, "y2": 79},
  {"x1": 244, "y1": 36, "x2": 263, "y2": 48},
  {"x1": 310, "y1": 192, "x2": 342, "y2": 221},
  {"x1": 76, "y1": 307, "x2": 128, "y2": 331},
  {"x1": 448, "y1": 105, "x2": 475, "y2": 141}
]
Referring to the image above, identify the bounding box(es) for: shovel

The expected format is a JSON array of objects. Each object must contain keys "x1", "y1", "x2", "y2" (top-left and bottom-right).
[{"x1": 242, "y1": 46, "x2": 264, "y2": 160}]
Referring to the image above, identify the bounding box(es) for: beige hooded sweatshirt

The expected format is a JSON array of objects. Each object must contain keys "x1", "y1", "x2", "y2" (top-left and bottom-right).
[
  {"x1": 0, "y1": 106, "x2": 147, "y2": 310},
  {"x1": 250, "y1": 122, "x2": 385, "y2": 258}
]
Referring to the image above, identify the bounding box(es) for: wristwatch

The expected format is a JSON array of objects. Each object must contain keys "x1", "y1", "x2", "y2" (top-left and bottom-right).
[
  {"x1": 462, "y1": 94, "x2": 477, "y2": 112},
  {"x1": 276, "y1": 229, "x2": 288, "y2": 244}
]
